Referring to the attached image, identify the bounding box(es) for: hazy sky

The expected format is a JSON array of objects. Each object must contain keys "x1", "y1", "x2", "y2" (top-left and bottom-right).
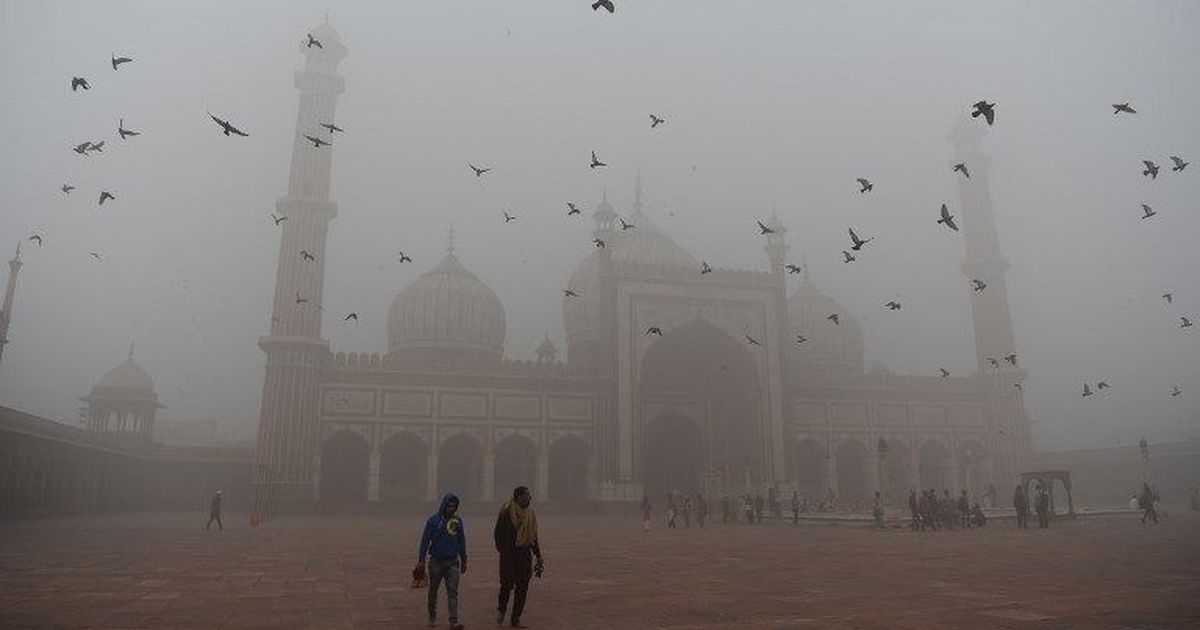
[{"x1": 1, "y1": 0, "x2": 1197, "y2": 450}]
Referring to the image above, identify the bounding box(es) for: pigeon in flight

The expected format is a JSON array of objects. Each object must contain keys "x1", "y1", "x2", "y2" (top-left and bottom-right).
[
  {"x1": 503, "y1": 211, "x2": 517, "y2": 223},
  {"x1": 72, "y1": 142, "x2": 92, "y2": 155},
  {"x1": 90, "y1": 252, "x2": 103, "y2": 261},
  {"x1": 848, "y1": 228, "x2": 872, "y2": 251},
  {"x1": 1014, "y1": 382, "x2": 1024, "y2": 391},
  {"x1": 398, "y1": 252, "x2": 413, "y2": 263},
  {"x1": 564, "y1": 289, "x2": 580, "y2": 298},
  {"x1": 319, "y1": 122, "x2": 344, "y2": 134},
  {"x1": 1097, "y1": 381, "x2": 1111, "y2": 390},
  {"x1": 295, "y1": 292, "x2": 309, "y2": 304},
  {"x1": 590, "y1": 151, "x2": 607, "y2": 169},
  {"x1": 937, "y1": 204, "x2": 959, "y2": 231},
  {"x1": 953, "y1": 163, "x2": 970, "y2": 178},
  {"x1": 645, "y1": 326, "x2": 662, "y2": 336},
  {"x1": 567, "y1": 202, "x2": 581, "y2": 216},
  {"x1": 1171, "y1": 386, "x2": 1183, "y2": 397},
  {"x1": 1182, "y1": 316, "x2": 1193, "y2": 328},
  {"x1": 1112, "y1": 103, "x2": 1136, "y2": 115},
  {"x1": 111, "y1": 54, "x2": 133, "y2": 70},
  {"x1": 469, "y1": 164, "x2": 491, "y2": 177},
  {"x1": 971, "y1": 279, "x2": 987, "y2": 292},
  {"x1": 856, "y1": 178, "x2": 873, "y2": 193},
  {"x1": 971, "y1": 100, "x2": 996, "y2": 125},
  {"x1": 1142, "y1": 160, "x2": 1159, "y2": 179},
  {"x1": 1004, "y1": 353, "x2": 1018, "y2": 366},
  {"x1": 650, "y1": 114, "x2": 665, "y2": 128},
  {"x1": 592, "y1": 0, "x2": 615, "y2": 13},
  {"x1": 307, "y1": 33, "x2": 323, "y2": 48},
  {"x1": 796, "y1": 335, "x2": 807, "y2": 344},
  {"x1": 1141, "y1": 204, "x2": 1156, "y2": 219},
  {"x1": 619, "y1": 218, "x2": 635, "y2": 231},
  {"x1": 885, "y1": 301, "x2": 901, "y2": 311},
  {"x1": 303, "y1": 134, "x2": 330, "y2": 148},
  {"x1": 827, "y1": 313, "x2": 840, "y2": 325},
  {"x1": 745, "y1": 335, "x2": 761, "y2": 346},
  {"x1": 343, "y1": 313, "x2": 358, "y2": 322},
  {"x1": 842, "y1": 250, "x2": 856, "y2": 263},
  {"x1": 700, "y1": 261, "x2": 713, "y2": 275},
  {"x1": 271, "y1": 214, "x2": 287, "y2": 225},
  {"x1": 300, "y1": 250, "x2": 315, "y2": 261},
  {"x1": 118, "y1": 118, "x2": 140, "y2": 139},
  {"x1": 1082, "y1": 383, "x2": 1093, "y2": 397},
  {"x1": 61, "y1": 184, "x2": 75, "y2": 194},
  {"x1": 27, "y1": 234, "x2": 43, "y2": 247},
  {"x1": 757, "y1": 220, "x2": 775, "y2": 235},
  {"x1": 1170, "y1": 156, "x2": 1188, "y2": 172},
  {"x1": 87, "y1": 140, "x2": 105, "y2": 153},
  {"x1": 593, "y1": 238, "x2": 606, "y2": 249},
  {"x1": 940, "y1": 368, "x2": 950, "y2": 378},
  {"x1": 98, "y1": 191, "x2": 116, "y2": 206},
  {"x1": 785, "y1": 264, "x2": 803, "y2": 274},
  {"x1": 71, "y1": 77, "x2": 90, "y2": 91},
  {"x1": 209, "y1": 113, "x2": 249, "y2": 137},
  {"x1": 987, "y1": 357, "x2": 999, "y2": 368},
  {"x1": 1163, "y1": 292, "x2": 1172, "y2": 304}
]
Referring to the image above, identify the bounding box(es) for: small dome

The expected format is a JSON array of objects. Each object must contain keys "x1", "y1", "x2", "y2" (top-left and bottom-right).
[
  {"x1": 787, "y1": 279, "x2": 864, "y2": 376},
  {"x1": 388, "y1": 252, "x2": 506, "y2": 359},
  {"x1": 98, "y1": 354, "x2": 156, "y2": 393}
]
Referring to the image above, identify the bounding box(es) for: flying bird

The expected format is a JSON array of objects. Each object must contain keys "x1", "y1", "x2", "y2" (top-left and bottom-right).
[
  {"x1": 590, "y1": 151, "x2": 607, "y2": 169},
  {"x1": 757, "y1": 220, "x2": 775, "y2": 235},
  {"x1": 61, "y1": 184, "x2": 75, "y2": 194},
  {"x1": 1082, "y1": 383, "x2": 1093, "y2": 397},
  {"x1": 469, "y1": 164, "x2": 491, "y2": 177},
  {"x1": 90, "y1": 252, "x2": 102, "y2": 261},
  {"x1": 592, "y1": 0, "x2": 615, "y2": 13},
  {"x1": 785, "y1": 264, "x2": 803, "y2": 274},
  {"x1": 1005, "y1": 353, "x2": 1018, "y2": 366},
  {"x1": 300, "y1": 250, "x2": 315, "y2": 261},
  {"x1": 564, "y1": 289, "x2": 580, "y2": 298},
  {"x1": 842, "y1": 250, "x2": 856, "y2": 263},
  {"x1": 295, "y1": 292, "x2": 308, "y2": 304},
  {"x1": 71, "y1": 77, "x2": 90, "y2": 91},
  {"x1": 87, "y1": 140, "x2": 105, "y2": 153},
  {"x1": 1141, "y1": 204, "x2": 1156, "y2": 219},
  {"x1": 27, "y1": 234, "x2": 43, "y2": 247},
  {"x1": 503, "y1": 211, "x2": 517, "y2": 223},
  {"x1": 303, "y1": 134, "x2": 330, "y2": 148},
  {"x1": 567, "y1": 202, "x2": 581, "y2": 215},
  {"x1": 319, "y1": 122, "x2": 344, "y2": 134},
  {"x1": 971, "y1": 100, "x2": 996, "y2": 125},
  {"x1": 745, "y1": 335, "x2": 761, "y2": 346},
  {"x1": 848, "y1": 227, "x2": 872, "y2": 251},
  {"x1": 593, "y1": 238, "x2": 605, "y2": 249},
  {"x1": 940, "y1": 368, "x2": 950, "y2": 378},
  {"x1": 398, "y1": 252, "x2": 412, "y2": 263},
  {"x1": 118, "y1": 118, "x2": 140, "y2": 139},
  {"x1": 1182, "y1": 316, "x2": 1193, "y2": 329},
  {"x1": 953, "y1": 163, "x2": 970, "y2": 178},
  {"x1": 111, "y1": 54, "x2": 133, "y2": 70},
  {"x1": 1169, "y1": 155, "x2": 1188, "y2": 172},
  {"x1": 650, "y1": 114, "x2": 665, "y2": 128},
  {"x1": 700, "y1": 261, "x2": 713, "y2": 275},
  {"x1": 619, "y1": 218, "x2": 634, "y2": 231},
  {"x1": 937, "y1": 204, "x2": 959, "y2": 231},
  {"x1": 1112, "y1": 103, "x2": 1136, "y2": 115},
  {"x1": 271, "y1": 214, "x2": 287, "y2": 225},
  {"x1": 1163, "y1": 293, "x2": 1172, "y2": 304},
  {"x1": 856, "y1": 178, "x2": 873, "y2": 193},
  {"x1": 1142, "y1": 160, "x2": 1159, "y2": 179},
  {"x1": 987, "y1": 357, "x2": 999, "y2": 368},
  {"x1": 1171, "y1": 386, "x2": 1182, "y2": 397},
  {"x1": 827, "y1": 313, "x2": 840, "y2": 325},
  {"x1": 645, "y1": 326, "x2": 662, "y2": 336},
  {"x1": 343, "y1": 313, "x2": 358, "y2": 322},
  {"x1": 1097, "y1": 381, "x2": 1111, "y2": 390},
  {"x1": 98, "y1": 191, "x2": 115, "y2": 205},
  {"x1": 208, "y1": 113, "x2": 249, "y2": 137},
  {"x1": 307, "y1": 33, "x2": 323, "y2": 48},
  {"x1": 72, "y1": 142, "x2": 92, "y2": 155},
  {"x1": 885, "y1": 301, "x2": 901, "y2": 311},
  {"x1": 796, "y1": 335, "x2": 807, "y2": 344},
  {"x1": 971, "y1": 279, "x2": 987, "y2": 292}
]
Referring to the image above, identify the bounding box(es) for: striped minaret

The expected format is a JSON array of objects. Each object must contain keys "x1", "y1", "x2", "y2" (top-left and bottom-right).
[
  {"x1": 0, "y1": 242, "x2": 23, "y2": 372},
  {"x1": 253, "y1": 21, "x2": 346, "y2": 511}
]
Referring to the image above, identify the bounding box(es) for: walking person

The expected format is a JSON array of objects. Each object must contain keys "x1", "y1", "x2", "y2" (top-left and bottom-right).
[
  {"x1": 666, "y1": 493, "x2": 678, "y2": 529},
  {"x1": 696, "y1": 494, "x2": 708, "y2": 528},
  {"x1": 872, "y1": 490, "x2": 885, "y2": 529},
  {"x1": 640, "y1": 495, "x2": 653, "y2": 532},
  {"x1": 1139, "y1": 482, "x2": 1159, "y2": 525},
  {"x1": 908, "y1": 489, "x2": 920, "y2": 531},
  {"x1": 205, "y1": 490, "x2": 223, "y2": 531},
  {"x1": 682, "y1": 494, "x2": 693, "y2": 528},
  {"x1": 1035, "y1": 486, "x2": 1050, "y2": 529},
  {"x1": 792, "y1": 490, "x2": 801, "y2": 526},
  {"x1": 495, "y1": 486, "x2": 544, "y2": 628},
  {"x1": 1013, "y1": 485, "x2": 1028, "y2": 529},
  {"x1": 417, "y1": 493, "x2": 467, "y2": 630}
]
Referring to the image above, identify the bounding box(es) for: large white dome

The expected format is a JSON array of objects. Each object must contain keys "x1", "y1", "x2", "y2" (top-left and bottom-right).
[{"x1": 387, "y1": 252, "x2": 507, "y2": 358}]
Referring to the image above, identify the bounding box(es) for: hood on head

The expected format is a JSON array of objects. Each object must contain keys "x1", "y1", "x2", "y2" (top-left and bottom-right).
[{"x1": 439, "y1": 492, "x2": 460, "y2": 515}]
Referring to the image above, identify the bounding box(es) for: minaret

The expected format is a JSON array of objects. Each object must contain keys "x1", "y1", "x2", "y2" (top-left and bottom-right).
[
  {"x1": 763, "y1": 210, "x2": 788, "y2": 274},
  {"x1": 0, "y1": 242, "x2": 22, "y2": 370},
  {"x1": 254, "y1": 21, "x2": 347, "y2": 509}
]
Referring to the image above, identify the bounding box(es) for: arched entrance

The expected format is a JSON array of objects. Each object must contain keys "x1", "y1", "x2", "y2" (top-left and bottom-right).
[
  {"x1": 642, "y1": 414, "x2": 705, "y2": 499},
  {"x1": 919, "y1": 440, "x2": 952, "y2": 491},
  {"x1": 638, "y1": 318, "x2": 763, "y2": 495},
  {"x1": 795, "y1": 439, "x2": 826, "y2": 500},
  {"x1": 494, "y1": 435, "x2": 537, "y2": 499},
  {"x1": 438, "y1": 434, "x2": 483, "y2": 501},
  {"x1": 320, "y1": 431, "x2": 369, "y2": 503},
  {"x1": 835, "y1": 439, "x2": 869, "y2": 506},
  {"x1": 549, "y1": 436, "x2": 589, "y2": 502},
  {"x1": 380, "y1": 432, "x2": 427, "y2": 502}
]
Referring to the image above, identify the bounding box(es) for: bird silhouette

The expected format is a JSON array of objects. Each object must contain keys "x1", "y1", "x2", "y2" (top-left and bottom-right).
[
  {"x1": 842, "y1": 250, "x2": 856, "y2": 263},
  {"x1": 937, "y1": 204, "x2": 959, "y2": 231},
  {"x1": 885, "y1": 301, "x2": 901, "y2": 311},
  {"x1": 757, "y1": 220, "x2": 775, "y2": 235},
  {"x1": 1142, "y1": 160, "x2": 1159, "y2": 179},
  {"x1": 592, "y1": 0, "x2": 615, "y2": 13},
  {"x1": 700, "y1": 261, "x2": 713, "y2": 275},
  {"x1": 118, "y1": 118, "x2": 140, "y2": 139},
  {"x1": 303, "y1": 134, "x2": 330, "y2": 148},
  {"x1": 987, "y1": 357, "x2": 999, "y2": 368},
  {"x1": 271, "y1": 214, "x2": 287, "y2": 225},
  {"x1": 71, "y1": 77, "x2": 90, "y2": 91},
  {"x1": 971, "y1": 100, "x2": 995, "y2": 125},
  {"x1": 645, "y1": 326, "x2": 662, "y2": 336},
  {"x1": 344, "y1": 313, "x2": 358, "y2": 322},
  {"x1": 567, "y1": 202, "x2": 581, "y2": 215},
  {"x1": 848, "y1": 228, "x2": 872, "y2": 251},
  {"x1": 1163, "y1": 293, "x2": 1172, "y2": 304},
  {"x1": 1004, "y1": 353, "x2": 1018, "y2": 366},
  {"x1": 590, "y1": 151, "x2": 607, "y2": 169},
  {"x1": 785, "y1": 264, "x2": 803, "y2": 274},
  {"x1": 208, "y1": 113, "x2": 248, "y2": 137},
  {"x1": 593, "y1": 238, "x2": 605, "y2": 249},
  {"x1": 90, "y1": 252, "x2": 102, "y2": 261},
  {"x1": 745, "y1": 335, "x2": 761, "y2": 346},
  {"x1": 619, "y1": 218, "x2": 635, "y2": 231},
  {"x1": 111, "y1": 54, "x2": 133, "y2": 70},
  {"x1": 295, "y1": 292, "x2": 308, "y2": 304},
  {"x1": 319, "y1": 122, "x2": 344, "y2": 134},
  {"x1": 27, "y1": 234, "x2": 43, "y2": 246},
  {"x1": 1097, "y1": 381, "x2": 1111, "y2": 390},
  {"x1": 88, "y1": 140, "x2": 105, "y2": 153},
  {"x1": 98, "y1": 191, "x2": 115, "y2": 205},
  {"x1": 1112, "y1": 103, "x2": 1136, "y2": 115},
  {"x1": 398, "y1": 252, "x2": 413, "y2": 263},
  {"x1": 650, "y1": 114, "x2": 665, "y2": 128},
  {"x1": 953, "y1": 163, "x2": 970, "y2": 178},
  {"x1": 503, "y1": 211, "x2": 517, "y2": 223},
  {"x1": 1169, "y1": 156, "x2": 1188, "y2": 172},
  {"x1": 72, "y1": 142, "x2": 92, "y2": 155},
  {"x1": 827, "y1": 314, "x2": 840, "y2": 325},
  {"x1": 1014, "y1": 382, "x2": 1023, "y2": 391},
  {"x1": 796, "y1": 335, "x2": 807, "y2": 344},
  {"x1": 300, "y1": 250, "x2": 315, "y2": 261},
  {"x1": 1171, "y1": 386, "x2": 1183, "y2": 397},
  {"x1": 564, "y1": 289, "x2": 580, "y2": 298},
  {"x1": 1182, "y1": 316, "x2": 1193, "y2": 328},
  {"x1": 1141, "y1": 204, "x2": 1156, "y2": 219},
  {"x1": 469, "y1": 164, "x2": 491, "y2": 177},
  {"x1": 856, "y1": 178, "x2": 873, "y2": 193},
  {"x1": 971, "y1": 279, "x2": 987, "y2": 292},
  {"x1": 61, "y1": 184, "x2": 75, "y2": 194},
  {"x1": 1082, "y1": 383, "x2": 1093, "y2": 397},
  {"x1": 307, "y1": 33, "x2": 322, "y2": 48},
  {"x1": 940, "y1": 368, "x2": 950, "y2": 378}
]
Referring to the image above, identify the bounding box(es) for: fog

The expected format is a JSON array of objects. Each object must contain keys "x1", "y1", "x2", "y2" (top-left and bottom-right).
[{"x1": 0, "y1": 0, "x2": 1197, "y2": 450}]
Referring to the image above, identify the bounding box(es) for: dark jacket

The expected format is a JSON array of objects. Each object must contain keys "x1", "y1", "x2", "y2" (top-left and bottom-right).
[
  {"x1": 210, "y1": 494, "x2": 222, "y2": 516},
  {"x1": 494, "y1": 506, "x2": 539, "y2": 558},
  {"x1": 419, "y1": 493, "x2": 467, "y2": 563}
]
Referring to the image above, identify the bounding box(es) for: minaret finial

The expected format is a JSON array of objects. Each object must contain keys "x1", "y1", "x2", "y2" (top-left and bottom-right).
[{"x1": 447, "y1": 223, "x2": 456, "y2": 255}]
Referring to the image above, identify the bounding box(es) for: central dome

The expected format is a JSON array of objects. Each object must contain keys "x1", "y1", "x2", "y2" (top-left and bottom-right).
[{"x1": 387, "y1": 252, "x2": 507, "y2": 360}]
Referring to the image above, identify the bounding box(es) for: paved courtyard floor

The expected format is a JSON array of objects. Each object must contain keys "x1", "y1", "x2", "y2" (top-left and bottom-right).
[{"x1": 2, "y1": 508, "x2": 1198, "y2": 629}]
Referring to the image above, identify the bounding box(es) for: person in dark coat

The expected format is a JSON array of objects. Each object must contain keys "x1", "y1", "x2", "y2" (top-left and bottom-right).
[
  {"x1": 206, "y1": 490, "x2": 223, "y2": 531},
  {"x1": 495, "y1": 486, "x2": 543, "y2": 628},
  {"x1": 1013, "y1": 485, "x2": 1028, "y2": 529}
]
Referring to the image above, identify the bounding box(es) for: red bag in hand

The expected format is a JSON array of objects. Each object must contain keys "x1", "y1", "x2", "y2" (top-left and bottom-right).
[{"x1": 411, "y1": 563, "x2": 428, "y2": 589}]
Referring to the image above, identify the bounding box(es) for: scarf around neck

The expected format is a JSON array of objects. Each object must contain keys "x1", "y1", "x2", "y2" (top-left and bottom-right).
[{"x1": 502, "y1": 500, "x2": 538, "y2": 549}]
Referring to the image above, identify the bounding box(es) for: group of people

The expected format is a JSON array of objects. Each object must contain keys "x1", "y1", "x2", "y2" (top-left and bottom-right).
[
  {"x1": 1131, "y1": 482, "x2": 1161, "y2": 524},
  {"x1": 908, "y1": 488, "x2": 988, "y2": 531},
  {"x1": 647, "y1": 492, "x2": 711, "y2": 529},
  {"x1": 1012, "y1": 484, "x2": 1052, "y2": 528}
]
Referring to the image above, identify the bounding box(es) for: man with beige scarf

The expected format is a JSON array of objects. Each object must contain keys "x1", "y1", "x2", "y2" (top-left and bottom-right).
[{"x1": 494, "y1": 486, "x2": 543, "y2": 627}]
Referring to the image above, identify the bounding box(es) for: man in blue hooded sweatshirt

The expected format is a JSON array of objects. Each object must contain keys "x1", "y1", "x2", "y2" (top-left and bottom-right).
[{"x1": 417, "y1": 493, "x2": 467, "y2": 629}]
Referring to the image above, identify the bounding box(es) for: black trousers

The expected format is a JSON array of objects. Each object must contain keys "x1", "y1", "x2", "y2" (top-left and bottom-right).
[
  {"x1": 206, "y1": 513, "x2": 223, "y2": 530},
  {"x1": 498, "y1": 550, "x2": 533, "y2": 622}
]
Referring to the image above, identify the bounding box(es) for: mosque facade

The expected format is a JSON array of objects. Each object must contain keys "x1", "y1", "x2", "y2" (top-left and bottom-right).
[{"x1": 252, "y1": 24, "x2": 1032, "y2": 508}]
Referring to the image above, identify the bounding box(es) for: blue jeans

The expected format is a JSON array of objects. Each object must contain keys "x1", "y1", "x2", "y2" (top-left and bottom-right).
[{"x1": 428, "y1": 557, "x2": 460, "y2": 623}]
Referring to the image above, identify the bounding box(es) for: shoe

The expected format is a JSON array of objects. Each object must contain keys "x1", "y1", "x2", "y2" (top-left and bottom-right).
[{"x1": 497, "y1": 611, "x2": 506, "y2": 624}]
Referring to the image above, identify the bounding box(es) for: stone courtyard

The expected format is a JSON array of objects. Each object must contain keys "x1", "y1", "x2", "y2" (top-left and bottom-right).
[{"x1": 2, "y1": 509, "x2": 1198, "y2": 629}]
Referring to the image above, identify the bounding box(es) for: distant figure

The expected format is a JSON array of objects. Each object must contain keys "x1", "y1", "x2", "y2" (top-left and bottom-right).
[
  {"x1": 792, "y1": 490, "x2": 801, "y2": 526},
  {"x1": 919, "y1": 490, "x2": 934, "y2": 532},
  {"x1": 696, "y1": 494, "x2": 708, "y2": 528},
  {"x1": 641, "y1": 495, "x2": 653, "y2": 532},
  {"x1": 206, "y1": 490, "x2": 223, "y2": 531},
  {"x1": 985, "y1": 483, "x2": 998, "y2": 509},
  {"x1": 1013, "y1": 485, "x2": 1029, "y2": 529},
  {"x1": 1035, "y1": 487, "x2": 1051, "y2": 529},
  {"x1": 417, "y1": 493, "x2": 467, "y2": 630},
  {"x1": 1139, "y1": 483, "x2": 1159, "y2": 525},
  {"x1": 1128, "y1": 493, "x2": 1140, "y2": 511},
  {"x1": 908, "y1": 489, "x2": 920, "y2": 531},
  {"x1": 666, "y1": 493, "x2": 678, "y2": 529},
  {"x1": 957, "y1": 490, "x2": 971, "y2": 529},
  {"x1": 721, "y1": 495, "x2": 732, "y2": 524},
  {"x1": 1189, "y1": 487, "x2": 1199, "y2": 512},
  {"x1": 753, "y1": 494, "x2": 765, "y2": 523},
  {"x1": 742, "y1": 494, "x2": 755, "y2": 523},
  {"x1": 495, "y1": 486, "x2": 543, "y2": 628},
  {"x1": 682, "y1": 495, "x2": 693, "y2": 528},
  {"x1": 970, "y1": 503, "x2": 987, "y2": 527},
  {"x1": 872, "y1": 491, "x2": 885, "y2": 529}
]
